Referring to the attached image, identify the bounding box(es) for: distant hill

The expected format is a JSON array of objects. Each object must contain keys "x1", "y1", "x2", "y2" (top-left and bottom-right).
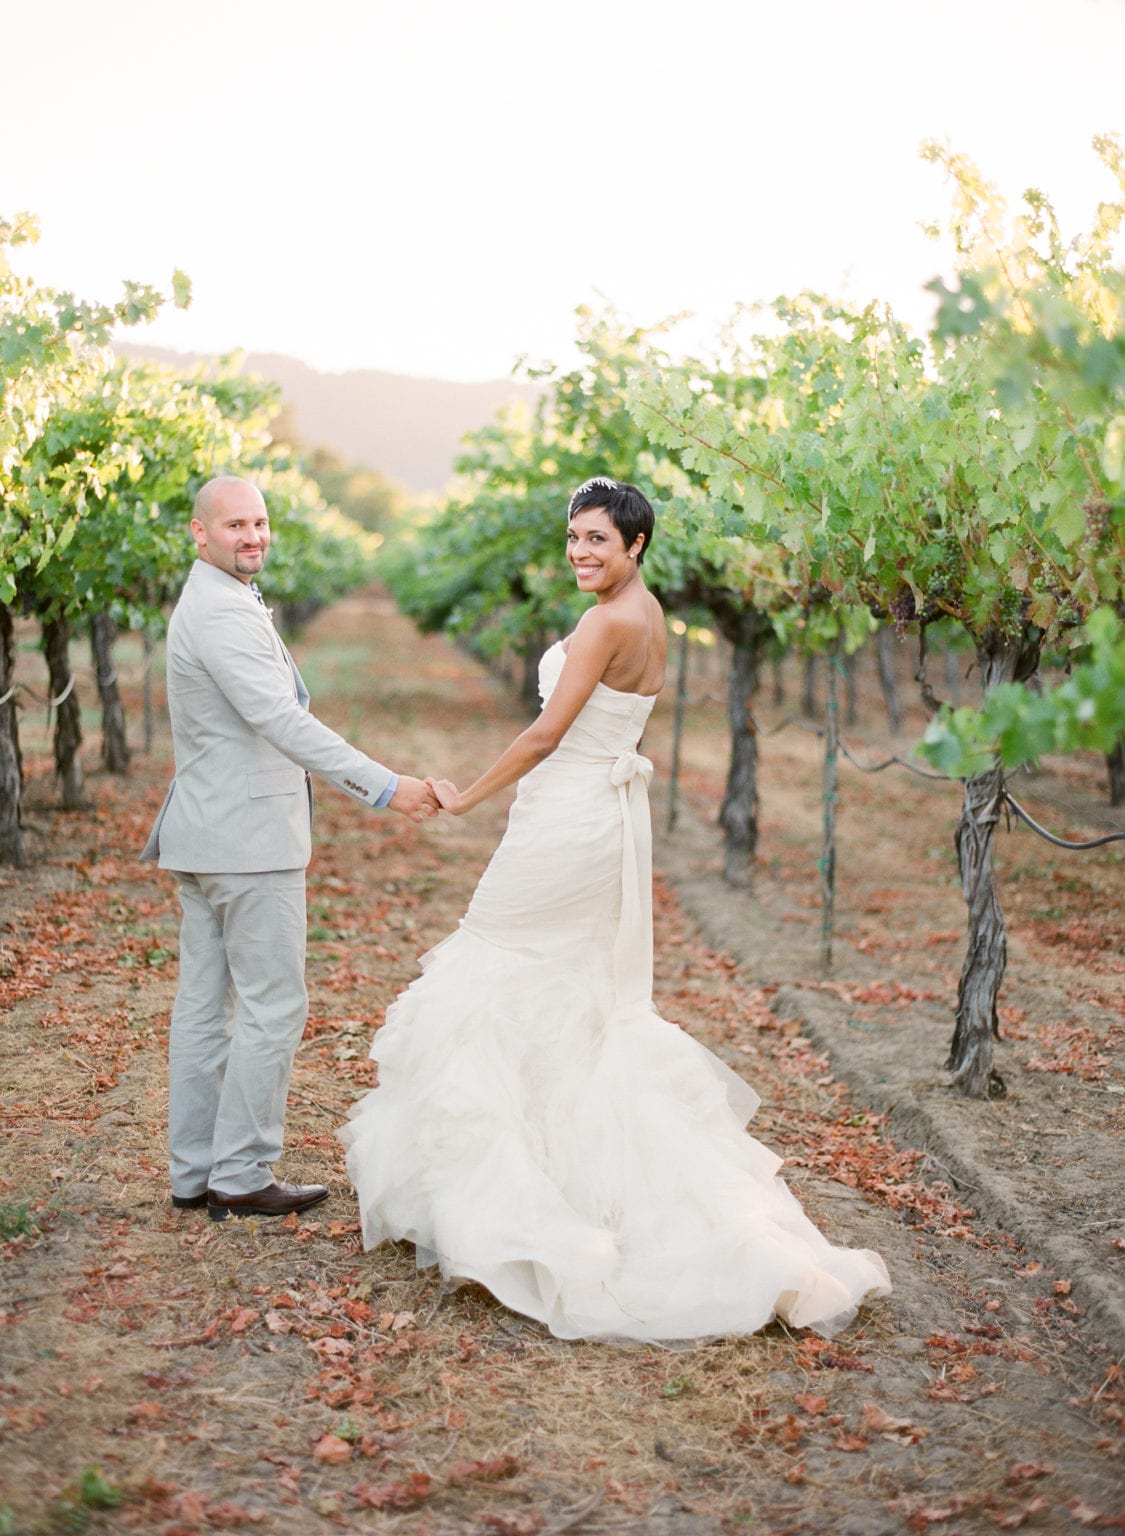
[{"x1": 115, "y1": 344, "x2": 540, "y2": 494}]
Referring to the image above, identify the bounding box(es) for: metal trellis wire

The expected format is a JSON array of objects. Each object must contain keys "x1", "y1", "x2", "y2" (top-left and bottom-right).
[{"x1": 738, "y1": 708, "x2": 1123, "y2": 850}]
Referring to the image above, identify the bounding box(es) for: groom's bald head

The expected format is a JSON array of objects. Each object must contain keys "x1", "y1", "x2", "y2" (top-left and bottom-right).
[
  {"x1": 190, "y1": 477, "x2": 270, "y2": 583},
  {"x1": 193, "y1": 475, "x2": 265, "y2": 528}
]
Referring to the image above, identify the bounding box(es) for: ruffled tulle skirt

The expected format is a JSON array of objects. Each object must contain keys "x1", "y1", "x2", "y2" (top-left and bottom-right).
[{"x1": 339, "y1": 925, "x2": 890, "y2": 1345}]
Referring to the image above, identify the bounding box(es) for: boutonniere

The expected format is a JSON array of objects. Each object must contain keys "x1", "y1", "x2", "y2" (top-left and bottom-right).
[{"x1": 249, "y1": 582, "x2": 275, "y2": 622}]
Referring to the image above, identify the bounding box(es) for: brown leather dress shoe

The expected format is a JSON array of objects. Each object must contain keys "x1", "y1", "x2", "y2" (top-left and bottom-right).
[{"x1": 206, "y1": 1180, "x2": 329, "y2": 1222}]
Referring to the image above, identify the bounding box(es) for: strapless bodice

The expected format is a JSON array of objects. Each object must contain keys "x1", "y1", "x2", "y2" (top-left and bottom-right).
[{"x1": 538, "y1": 640, "x2": 656, "y2": 765}]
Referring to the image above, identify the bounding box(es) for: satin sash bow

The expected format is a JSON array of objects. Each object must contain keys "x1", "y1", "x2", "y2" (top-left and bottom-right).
[{"x1": 610, "y1": 748, "x2": 654, "y2": 789}]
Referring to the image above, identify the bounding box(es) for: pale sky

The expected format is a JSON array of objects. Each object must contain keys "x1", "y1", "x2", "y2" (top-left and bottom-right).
[{"x1": 4, "y1": 0, "x2": 1123, "y2": 382}]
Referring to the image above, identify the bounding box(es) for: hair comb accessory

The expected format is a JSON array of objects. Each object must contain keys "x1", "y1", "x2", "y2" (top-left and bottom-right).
[{"x1": 567, "y1": 476, "x2": 619, "y2": 516}]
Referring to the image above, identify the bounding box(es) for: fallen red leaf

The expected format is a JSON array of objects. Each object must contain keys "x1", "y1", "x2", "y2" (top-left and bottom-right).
[
  {"x1": 860, "y1": 1402, "x2": 926, "y2": 1442},
  {"x1": 354, "y1": 1472, "x2": 433, "y2": 1509},
  {"x1": 832, "y1": 1433, "x2": 869, "y2": 1452},
  {"x1": 480, "y1": 1514, "x2": 544, "y2": 1536},
  {"x1": 446, "y1": 1454, "x2": 521, "y2": 1485},
  {"x1": 206, "y1": 1501, "x2": 267, "y2": 1528},
  {"x1": 907, "y1": 1498, "x2": 975, "y2": 1530},
  {"x1": 153, "y1": 1316, "x2": 222, "y2": 1349},
  {"x1": 312, "y1": 1433, "x2": 353, "y2": 1465},
  {"x1": 819, "y1": 1351, "x2": 875, "y2": 1373},
  {"x1": 169, "y1": 1491, "x2": 209, "y2": 1523},
  {"x1": 1005, "y1": 1461, "x2": 1055, "y2": 1485},
  {"x1": 991, "y1": 1496, "x2": 1049, "y2": 1530}
]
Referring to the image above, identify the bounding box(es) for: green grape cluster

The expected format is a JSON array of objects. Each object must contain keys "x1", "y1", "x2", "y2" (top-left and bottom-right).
[{"x1": 1083, "y1": 499, "x2": 1112, "y2": 546}]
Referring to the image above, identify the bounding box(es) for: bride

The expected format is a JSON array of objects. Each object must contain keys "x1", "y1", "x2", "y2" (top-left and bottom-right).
[{"x1": 339, "y1": 477, "x2": 890, "y2": 1343}]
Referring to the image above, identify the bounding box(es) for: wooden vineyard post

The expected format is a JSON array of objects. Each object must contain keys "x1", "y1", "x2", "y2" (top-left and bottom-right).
[{"x1": 819, "y1": 644, "x2": 840, "y2": 974}]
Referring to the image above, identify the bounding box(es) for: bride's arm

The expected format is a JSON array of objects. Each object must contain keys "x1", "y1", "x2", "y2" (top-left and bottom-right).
[{"x1": 430, "y1": 612, "x2": 624, "y2": 814}]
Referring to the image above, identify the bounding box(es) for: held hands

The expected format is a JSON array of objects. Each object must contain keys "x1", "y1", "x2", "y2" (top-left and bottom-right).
[
  {"x1": 388, "y1": 775, "x2": 441, "y2": 824},
  {"x1": 426, "y1": 777, "x2": 466, "y2": 815}
]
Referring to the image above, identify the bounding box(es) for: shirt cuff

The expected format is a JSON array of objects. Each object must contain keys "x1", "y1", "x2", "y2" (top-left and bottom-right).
[{"x1": 373, "y1": 773, "x2": 398, "y2": 809}]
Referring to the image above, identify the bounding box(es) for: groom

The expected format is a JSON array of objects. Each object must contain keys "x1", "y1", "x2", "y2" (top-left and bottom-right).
[{"x1": 142, "y1": 475, "x2": 438, "y2": 1221}]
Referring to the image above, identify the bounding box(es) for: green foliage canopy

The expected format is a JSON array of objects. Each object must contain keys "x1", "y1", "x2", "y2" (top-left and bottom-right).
[
  {"x1": 1, "y1": 213, "x2": 380, "y2": 632},
  {"x1": 628, "y1": 138, "x2": 1124, "y2": 710},
  {"x1": 0, "y1": 212, "x2": 190, "y2": 607}
]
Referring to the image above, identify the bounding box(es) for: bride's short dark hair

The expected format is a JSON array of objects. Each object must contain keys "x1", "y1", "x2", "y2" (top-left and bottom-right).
[{"x1": 566, "y1": 478, "x2": 655, "y2": 565}]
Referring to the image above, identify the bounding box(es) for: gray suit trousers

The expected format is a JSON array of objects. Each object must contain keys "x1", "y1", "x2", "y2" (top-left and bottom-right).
[{"x1": 168, "y1": 869, "x2": 308, "y2": 1196}]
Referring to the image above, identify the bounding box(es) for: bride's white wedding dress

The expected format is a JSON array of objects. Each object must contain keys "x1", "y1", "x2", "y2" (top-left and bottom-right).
[{"x1": 340, "y1": 642, "x2": 890, "y2": 1343}]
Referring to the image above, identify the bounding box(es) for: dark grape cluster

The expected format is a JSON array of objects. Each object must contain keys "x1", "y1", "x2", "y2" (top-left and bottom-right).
[{"x1": 888, "y1": 585, "x2": 917, "y2": 636}]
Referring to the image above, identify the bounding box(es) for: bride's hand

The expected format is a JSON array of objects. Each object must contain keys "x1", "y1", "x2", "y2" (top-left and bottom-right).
[{"x1": 426, "y1": 777, "x2": 465, "y2": 815}]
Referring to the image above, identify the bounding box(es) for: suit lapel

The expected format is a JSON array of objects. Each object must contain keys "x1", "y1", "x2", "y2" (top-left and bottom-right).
[{"x1": 271, "y1": 629, "x2": 309, "y2": 709}]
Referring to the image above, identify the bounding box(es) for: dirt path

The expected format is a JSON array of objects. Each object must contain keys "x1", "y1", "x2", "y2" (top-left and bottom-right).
[{"x1": 0, "y1": 590, "x2": 1121, "y2": 1535}]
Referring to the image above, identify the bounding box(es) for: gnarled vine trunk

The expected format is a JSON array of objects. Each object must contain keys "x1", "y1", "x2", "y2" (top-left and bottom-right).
[
  {"x1": 90, "y1": 613, "x2": 130, "y2": 774},
  {"x1": 717, "y1": 608, "x2": 772, "y2": 887},
  {"x1": 1107, "y1": 735, "x2": 1125, "y2": 807},
  {"x1": 519, "y1": 632, "x2": 547, "y2": 714},
  {"x1": 801, "y1": 653, "x2": 818, "y2": 717},
  {"x1": 948, "y1": 760, "x2": 1008, "y2": 1097},
  {"x1": 876, "y1": 626, "x2": 902, "y2": 733},
  {"x1": 0, "y1": 605, "x2": 23, "y2": 865},
  {"x1": 771, "y1": 654, "x2": 784, "y2": 707},
  {"x1": 41, "y1": 613, "x2": 85, "y2": 810},
  {"x1": 651, "y1": 573, "x2": 773, "y2": 889},
  {"x1": 666, "y1": 622, "x2": 690, "y2": 833},
  {"x1": 947, "y1": 623, "x2": 1041, "y2": 1098}
]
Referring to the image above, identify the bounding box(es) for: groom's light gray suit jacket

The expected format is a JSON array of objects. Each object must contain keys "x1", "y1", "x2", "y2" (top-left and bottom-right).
[{"x1": 141, "y1": 559, "x2": 394, "y2": 873}]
